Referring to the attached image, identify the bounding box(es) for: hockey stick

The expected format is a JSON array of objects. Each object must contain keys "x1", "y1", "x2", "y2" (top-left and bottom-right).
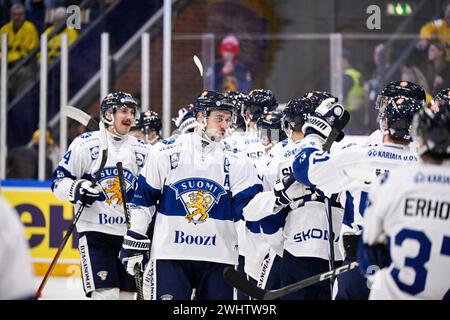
[
  {"x1": 35, "y1": 120, "x2": 108, "y2": 299},
  {"x1": 222, "y1": 111, "x2": 351, "y2": 300},
  {"x1": 224, "y1": 261, "x2": 359, "y2": 300},
  {"x1": 193, "y1": 55, "x2": 204, "y2": 77},
  {"x1": 62, "y1": 105, "x2": 99, "y2": 132},
  {"x1": 116, "y1": 162, "x2": 144, "y2": 300},
  {"x1": 321, "y1": 109, "x2": 350, "y2": 292}
]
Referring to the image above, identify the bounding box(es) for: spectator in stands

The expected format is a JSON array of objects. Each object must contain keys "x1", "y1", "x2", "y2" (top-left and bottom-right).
[
  {"x1": 425, "y1": 41, "x2": 450, "y2": 95},
  {"x1": 214, "y1": 34, "x2": 252, "y2": 93},
  {"x1": 365, "y1": 44, "x2": 394, "y2": 104},
  {"x1": 0, "y1": 2, "x2": 39, "y2": 98},
  {"x1": 341, "y1": 48, "x2": 368, "y2": 135},
  {"x1": 6, "y1": 128, "x2": 56, "y2": 179},
  {"x1": 0, "y1": 3, "x2": 39, "y2": 66},
  {"x1": 416, "y1": 1, "x2": 450, "y2": 62},
  {"x1": 39, "y1": 6, "x2": 78, "y2": 65}
]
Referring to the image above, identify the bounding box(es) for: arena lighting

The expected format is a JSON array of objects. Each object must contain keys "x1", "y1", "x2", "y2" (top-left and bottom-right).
[{"x1": 386, "y1": 2, "x2": 414, "y2": 16}]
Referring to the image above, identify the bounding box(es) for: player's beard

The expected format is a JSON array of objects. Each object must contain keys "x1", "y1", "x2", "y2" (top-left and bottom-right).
[{"x1": 205, "y1": 127, "x2": 227, "y2": 142}]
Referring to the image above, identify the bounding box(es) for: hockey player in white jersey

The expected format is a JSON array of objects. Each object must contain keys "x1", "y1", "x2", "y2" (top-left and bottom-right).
[
  {"x1": 119, "y1": 90, "x2": 263, "y2": 300},
  {"x1": 224, "y1": 89, "x2": 278, "y2": 298},
  {"x1": 129, "y1": 110, "x2": 162, "y2": 145},
  {"x1": 293, "y1": 95, "x2": 421, "y2": 300},
  {"x1": 51, "y1": 92, "x2": 149, "y2": 299},
  {"x1": 244, "y1": 94, "x2": 345, "y2": 299},
  {"x1": 367, "y1": 81, "x2": 426, "y2": 145},
  {"x1": 0, "y1": 195, "x2": 34, "y2": 300},
  {"x1": 361, "y1": 89, "x2": 450, "y2": 300}
]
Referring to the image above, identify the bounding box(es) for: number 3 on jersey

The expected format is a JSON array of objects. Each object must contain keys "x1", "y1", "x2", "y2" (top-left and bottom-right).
[{"x1": 391, "y1": 229, "x2": 450, "y2": 299}]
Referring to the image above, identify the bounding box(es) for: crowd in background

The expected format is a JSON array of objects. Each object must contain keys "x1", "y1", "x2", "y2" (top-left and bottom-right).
[{"x1": 2, "y1": 1, "x2": 450, "y2": 179}]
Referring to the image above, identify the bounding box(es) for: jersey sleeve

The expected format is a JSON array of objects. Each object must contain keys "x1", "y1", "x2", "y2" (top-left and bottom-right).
[
  {"x1": 129, "y1": 146, "x2": 168, "y2": 234},
  {"x1": 229, "y1": 155, "x2": 263, "y2": 222},
  {"x1": 293, "y1": 137, "x2": 371, "y2": 195},
  {"x1": 51, "y1": 134, "x2": 93, "y2": 201},
  {"x1": 242, "y1": 154, "x2": 283, "y2": 221},
  {"x1": 361, "y1": 171, "x2": 393, "y2": 245}
]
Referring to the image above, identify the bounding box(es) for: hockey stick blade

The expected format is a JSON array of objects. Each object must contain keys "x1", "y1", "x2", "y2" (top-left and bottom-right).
[
  {"x1": 193, "y1": 55, "x2": 204, "y2": 77},
  {"x1": 322, "y1": 110, "x2": 350, "y2": 151},
  {"x1": 224, "y1": 261, "x2": 359, "y2": 300},
  {"x1": 62, "y1": 105, "x2": 99, "y2": 132},
  {"x1": 223, "y1": 267, "x2": 266, "y2": 300}
]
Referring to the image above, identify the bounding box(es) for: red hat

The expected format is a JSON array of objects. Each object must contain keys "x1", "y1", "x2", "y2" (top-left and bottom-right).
[{"x1": 220, "y1": 34, "x2": 240, "y2": 55}]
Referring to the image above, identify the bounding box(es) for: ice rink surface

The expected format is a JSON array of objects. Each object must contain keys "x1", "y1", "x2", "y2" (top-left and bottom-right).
[{"x1": 34, "y1": 276, "x2": 88, "y2": 300}]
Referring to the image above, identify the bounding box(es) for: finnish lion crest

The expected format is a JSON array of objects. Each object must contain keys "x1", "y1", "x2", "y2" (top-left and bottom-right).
[{"x1": 170, "y1": 178, "x2": 226, "y2": 224}]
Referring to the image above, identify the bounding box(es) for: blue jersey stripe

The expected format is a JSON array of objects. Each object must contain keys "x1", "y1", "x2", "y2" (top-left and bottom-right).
[
  {"x1": 293, "y1": 147, "x2": 317, "y2": 188},
  {"x1": 359, "y1": 191, "x2": 369, "y2": 217},
  {"x1": 232, "y1": 183, "x2": 263, "y2": 222},
  {"x1": 343, "y1": 191, "x2": 355, "y2": 228},
  {"x1": 131, "y1": 174, "x2": 162, "y2": 208},
  {"x1": 260, "y1": 206, "x2": 289, "y2": 235}
]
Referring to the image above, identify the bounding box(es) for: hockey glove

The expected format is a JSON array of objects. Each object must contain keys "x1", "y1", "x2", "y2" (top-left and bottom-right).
[
  {"x1": 273, "y1": 173, "x2": 306, "y2": 207},
  {"x1": 363, "y1": 242, "x2": 391, "y2": 270},
  {"x1": 119, "y1": 230, "x2": 151, "y2": 276},
  {"x1": 302, "y1": 97, "x2": 346, "y2": 143},
  {"x1": 68, "y1": 179, "x2": 102, "y2": 207}
]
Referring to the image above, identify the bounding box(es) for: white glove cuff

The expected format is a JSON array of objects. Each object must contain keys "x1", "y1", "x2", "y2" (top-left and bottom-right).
[{"x1": 122, "y1": 235, "x2": 151, "y2": 251}]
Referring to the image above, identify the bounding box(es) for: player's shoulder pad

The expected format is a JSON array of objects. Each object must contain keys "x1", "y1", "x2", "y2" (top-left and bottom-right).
[
  {"x1": 72, "y1": 131, "x2": 100, "y2": 149},
  {"x1": 128, "y1": 135, "x2": 149, "y2": 151},
  {"x1": 156, "y1": 134, "x2": 183, "y2": 152}
]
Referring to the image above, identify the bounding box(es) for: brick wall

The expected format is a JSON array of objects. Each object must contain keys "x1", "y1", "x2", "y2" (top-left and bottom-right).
[{"x1": 85, "y1": 0, "x2": 209, "y2": 134}]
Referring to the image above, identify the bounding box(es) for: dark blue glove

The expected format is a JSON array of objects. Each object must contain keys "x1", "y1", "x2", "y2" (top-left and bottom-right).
[
  {"x1": 68, "y1": 179, "x2": 102, "y2": 207},
  {"x1": 364, "y1": 243, "x2": 391, "y2": 269},
  {"x1": 119, "y1": 230, "x2": 151, "y2": 276},
  {"x1": 358, "y1": 234, "x2": 391, "y2": 276}
]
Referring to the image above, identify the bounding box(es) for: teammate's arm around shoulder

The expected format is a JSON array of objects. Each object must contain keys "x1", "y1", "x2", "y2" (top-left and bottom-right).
[{"x1": 228, "y1": 155, "x2": 263, "y2": 221}]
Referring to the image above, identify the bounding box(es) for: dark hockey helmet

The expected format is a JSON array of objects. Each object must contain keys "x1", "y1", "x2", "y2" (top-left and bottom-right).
[
  {"x1": 194, "y1": 90, "x2": 239, "y2": 118},
  {"x1": 375, "y1": 81, "x2": 426, "y2": 110},
  {"x1": 302, "y1": 91, "x2": 337, "y2": 108},
  {"x1": 245, "y1": 89, "x2": 278, "y2": 122},
  {"x1": 282, "y1": 98, "x2": 315, "y2": 133},
  {"x1": 225, "y1": 91, "x2": 249, "y2": 131},
  {"x1": 256, "y1": 110, "x2": 287, "y2": 145},
  {"x1": 132, "y1": 110, "x2": 162, "y2": 134},
  {"x1": 100, "y1": 92, "x2": 139, "y2": 124},
  {"x1": 380, "y1": 96, "x2": 422, "y2": 141},
  {"x1": 172, "y1": 104, "x2": 198, "y2": 134},
  {"x1": 411, "y1": 91, "x2": 450, "y2": 157}
]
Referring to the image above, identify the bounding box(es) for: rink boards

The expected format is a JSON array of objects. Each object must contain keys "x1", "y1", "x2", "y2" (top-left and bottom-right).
[{"x1": 1, "y1": 180, "x2": 81, "y2": 277}]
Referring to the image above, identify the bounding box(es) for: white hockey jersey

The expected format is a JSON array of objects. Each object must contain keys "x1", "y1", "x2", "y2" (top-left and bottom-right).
[
  {"x1": 52, "y1": 130, "x2": 149, "y2": 236},
  {"x1": 224, "y1": 130, "x2": 270, "y2": 278},
  {"x1": 130, "y1": 132, "x2": 262, "y2": 265},
  {"x1": 363, "y1": 161, "x2": 450, "y2": 300},
  {"x1": 244, "y1": 138, "x2": 344, "y2": 261},
  {"x1": 293, "y1": 136, "x2": 418, "y2": 234},
  {"x1": 0, "y1": 196, "x2": 34, "y2": 300}
]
